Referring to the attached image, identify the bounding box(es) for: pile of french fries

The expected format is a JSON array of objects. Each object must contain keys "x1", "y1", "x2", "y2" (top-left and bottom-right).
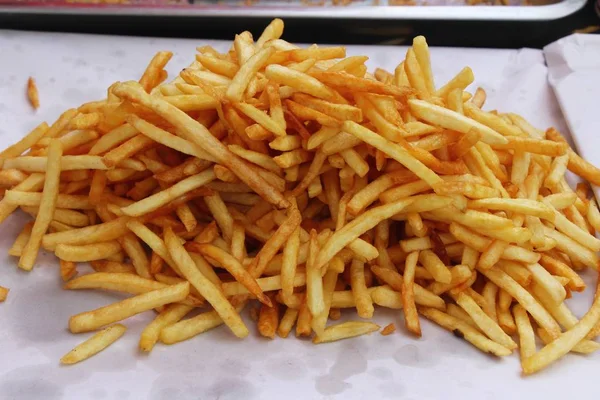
[{"x1": 2, "y1": 19, "x2": 600, "y2": 374}]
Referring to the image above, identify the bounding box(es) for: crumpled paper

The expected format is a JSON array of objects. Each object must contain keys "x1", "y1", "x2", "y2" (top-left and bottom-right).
[{"x1": 545, "y1": 33, "x2": 600, "y2": 199}]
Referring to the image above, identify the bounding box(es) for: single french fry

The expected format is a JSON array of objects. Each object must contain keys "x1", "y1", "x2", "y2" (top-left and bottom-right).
[
  {"x1": 0, "y1": 122, "x2": 48, "y2": 159},
  {"x1": 61, "y1": 324, "x2": 127, "y2": 365},
  {"x1": 4, "y1": 155, "x2": 107, "y2": 172},
  {"x1": 281, "y1": 226, "x2": 301, "y2": 306},
  {"x1": 8, "y1": 221, "x2": 34, "y2": 257},
  {"x1": 55, "y1": 241, "x2": 122, "y2": 262},
  {"x1": 248, "y1": 204, "x2": 302, "y2": 278},
  {"x1": 419, "y1": 250, "x2": 452, "y2": 284},
  {"x1": 140, "y1": 304, "x2": 193, "y2": 352},
  {"x1": 513, "y1": 304, "x2": 536, "y2": 361},
  {"x1": 160, "y1": 304, "x2": 245, "y2": 345},
  {"x1": 128, "y1": 115, "x2": 215, "y2": 161},
  {"x1": 19, "y1": 140, "x2": 62, "y2": 271},
  {"x1": 412, "y1": 36, "x2": 435, "y2": 94},
  {"x1": 266, "y1": 64, "x2": 342, "y2": 103},
  {"x1": 435, "y1": 67, "x2": 474, "y2": 98},
  {"x1": 343, "y1": 121, "x2": 442, "y2": 188},
  {"x1": 477, "y1": 240, "x2": 509, "y2": 270},
  {"x1": 312, "y1": 268, "x2": 340, "y2": 336},
  {"x1": 121, "y1": 170, "x2": 215, "y2": 217},
  {"x1": 296, "y1": 299, "x2": 313, "y2": 337},
  {"x1": 278, "y1": 307, "x2": 299, "y2": 338},
  {"x1": 306, "y1": 230, "x2": 325, "y2": 318},
  {"x1": 402, "y1": 251, "x2": 421, "y2": 336},
  {"x1": 313, "y1": 321, "x2": 380, "y2": 344},
  {"x1": 409, "y1": 100, "x2": 507, "y2": 145},
  {"x1": 311, "y1": 70, "x2": 411, "y2": 101},
  {"x1": 351, "y1": 259, "x2": 374, "y2": 319},
  {"x1": 139, "y1": 51, "x2": 172, "y2": 92}
]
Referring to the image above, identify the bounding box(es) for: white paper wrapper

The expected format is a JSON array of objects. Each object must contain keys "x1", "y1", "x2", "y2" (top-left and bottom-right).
[
  {"x1": 545, "y1": 33, "x2": 600, "y2": 200},
  {"x1": 0, "y1": 31, "x2": 595, "y2": 400}
]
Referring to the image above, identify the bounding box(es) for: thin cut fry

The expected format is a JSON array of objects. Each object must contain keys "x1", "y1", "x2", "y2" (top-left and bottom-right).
[
  {"x1": 27, "y1": 77, "x2": 40, "y2": 109},
  {"x1": 69, "y1": 282, "x2": 189, "y2": 333},
  {"x1": 313, "y1": 321, "x2": 380, "y2": 344},
  {"x1": 61, "y1": 324, "x2": 126, "y2": 365},
  {"x1": 19, "y1": 140, "x2": 62, "y2": 271},
  {"x1": 140, "y1": 304, "x2": 193, "y2": 352},
  {"x1": 402, "y1": 251, "x2": 421, "y2": 336},
  {"x1": 164, "y1": 228, "x2": 249, "y2": 338}
]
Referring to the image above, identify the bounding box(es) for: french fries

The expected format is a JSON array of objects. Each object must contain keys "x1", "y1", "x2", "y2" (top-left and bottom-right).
[{"x1": 2, "y1": 18, "x2": 600, "y2": 374}]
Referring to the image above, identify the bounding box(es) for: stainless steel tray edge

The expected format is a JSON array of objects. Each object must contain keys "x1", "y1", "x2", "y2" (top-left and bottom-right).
[{"x1": 0, "y1": 0, "x2": 587, "y2": 21}]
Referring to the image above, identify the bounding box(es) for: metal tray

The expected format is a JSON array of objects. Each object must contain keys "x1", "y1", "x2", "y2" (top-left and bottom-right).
[{"x1": 0, "y1": 0, "x2": 588, "y2": 21}]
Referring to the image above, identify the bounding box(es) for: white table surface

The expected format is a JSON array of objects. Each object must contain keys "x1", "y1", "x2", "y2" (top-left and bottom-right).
[{"x1": 0, "y1": 30, "x2": 596, "y2": 400}]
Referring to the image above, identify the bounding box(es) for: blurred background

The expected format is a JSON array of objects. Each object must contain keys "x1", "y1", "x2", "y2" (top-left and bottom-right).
[{"x1": 0, "y1": 0, "x2": 598, "y2": 47}]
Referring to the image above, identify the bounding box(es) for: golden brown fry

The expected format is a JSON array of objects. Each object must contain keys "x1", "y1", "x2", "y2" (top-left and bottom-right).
[
  {"x1": 140, "y1": 304, "x2": 193, "y2": 352},
  {"x1": 19, "y1": 140, "x2": 62, "y2": 271},
  {"x1": 27, "y1": 77, "x2": 40, "y2": 109},
  {"x1": 419, "y1": 249, "x2": 452, "y2": 284},
  {"x1": 55, "y1": 241, "x2": 122, "y2": 262},
  {"x1": 350, "y1": 259, "x2": 374, "y2": 319},
  {"x1": 306, "y1": 230, "x2": 325, "y2": 318},
  {"x1": 61, "y1": 324, "x2": 127, "y2": 365},
  {"x1": 402, "y1": 251, "x2": 421, "y2": 336},
  {"x1": 313, "y1": 321, "x2": 380, "y2": 344},
  {"x1": 278, "y1": 307, "x2": 299, "y2": 338},
  {"x1": 419, "y1": 307, "x2": 512, "y2": 357},
  {"x1": 435, "y1": 67, "x2": 474, "y2": 98},
  {"x1": 160, "y1": 305, "x2": 244, "y2": 345},
  {"x1": 139, "y1": 51, "x2": 172, "y2": 92},
  {"x1": 60, "y1": 259, "x2": 78, "y2": 281},
  {"x1": 0, "y1": 286, "x2": 8, "y2": 302},
  {"x1": 296, "y1": 299, "x2": 313, "y2": 337},
  {"x1": 343, "y1": 121, "x2": 442, "y2": 188},
  {"x1": 248, "y1": 204, "x2": 302, "y2": 278},
  {"x1": 0, "y1": 123, "x2": 48, "y2": 159},
  {"x1": 409, "y1": 99, "x2": 507, "y2": 145},
  {"x1": 8, "y1": 221, "x2": 34, "y2": 257},
  {"x1": 69, "y1": 282, "x2": 189, "y2": 333},
  {"x1": 281, "y1": 224, "x2": 301, "y2": 305}
]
